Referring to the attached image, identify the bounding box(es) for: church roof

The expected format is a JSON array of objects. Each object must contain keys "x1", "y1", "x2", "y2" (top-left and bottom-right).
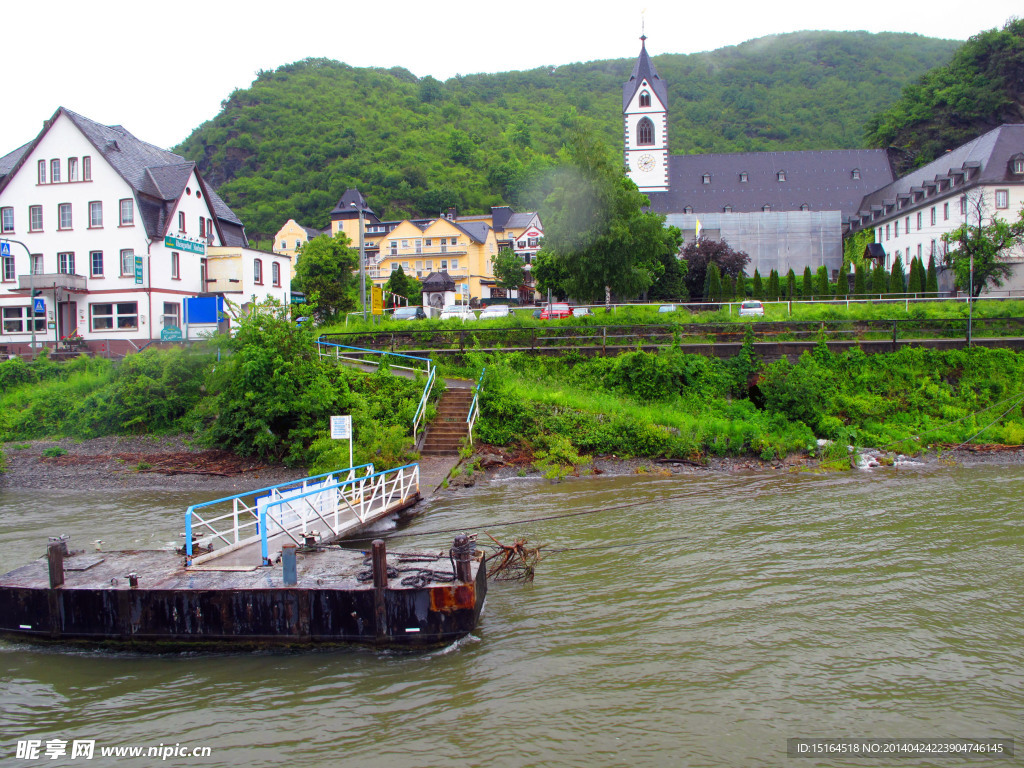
[
  {"x1": 645, "y1": 149, "x2": 894, "y2": 217},
  {"x1": 421, "y1": 271, "x2": 456, "y2": 291},
  {"x1": 623, "y1": 36, "x2": 668, "y2": 112}
]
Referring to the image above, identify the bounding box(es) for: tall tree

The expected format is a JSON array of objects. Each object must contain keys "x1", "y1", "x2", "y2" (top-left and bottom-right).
[
  {"x1": 384, "y1": 265, "x2": 422, "y2": 305},
  {"x1": 801, "y1": 266, "x2": 814, "y2": 299},
  {"x1": 815, "y1": 266, "x2": 830, "y2": 298},
  {"x1": 854, "y1": 264, "x2": 867, "y2": 296},
  {"x1": 871, "y1": 262, "x2": 888, "y2": 294},
  {"x1": 752, "y1": 269, "x2": 764, "y2": 299},
  {"x1": 292, "y1": 233, "x2": 360, "y2": 320},
  {"x1": 926, "y1": 254, "x2": 939, "y2": 294},
  {"x1": 907, "y1": 257, "x2": 923, "y2": 294},
  {"x1": 785, "y1": 269, "x2": 797, "y2": 300},
  {"x1": 539, "y1": 130, "x2": 681, "y2": 304},
  {"x1": 767, "y1": 269, "x2": 781, "y2": 301},
  {"x1": 890, "y1": 254, "x2": 907, "y2": 293},
  {"x1": 649, "y1": 252, "x2": 689, "y2": 301},
  {"x1": 941, "y1": 192, "x2": 1024, "y2": 296},
  {"x1": 490, "y1": 247, "x2": 527, "y2": 294}
]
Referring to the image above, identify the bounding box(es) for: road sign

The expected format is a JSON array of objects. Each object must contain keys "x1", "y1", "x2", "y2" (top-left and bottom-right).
[
  {"x1": 371, "y1": 285, "x2": 383, "y2": 315},
  {"x1": 330, "y1": 415, "x2": 352, "y2": 440},
  {"x1": 0, "y1": 242, "x2": 10, "y2": 257},
  {"x1": 33, "y1": 298, "x2": 45, "y2": 314}
]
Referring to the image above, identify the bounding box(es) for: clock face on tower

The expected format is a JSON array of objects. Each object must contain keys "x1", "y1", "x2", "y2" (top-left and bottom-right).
[{"x1": 637, "y1": 154, "x2": 656, "y2": 172}]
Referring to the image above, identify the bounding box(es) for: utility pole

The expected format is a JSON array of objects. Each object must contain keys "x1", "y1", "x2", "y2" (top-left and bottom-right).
[{"x1": 351, "y1": 202, "x2": 367, "y2": 321}]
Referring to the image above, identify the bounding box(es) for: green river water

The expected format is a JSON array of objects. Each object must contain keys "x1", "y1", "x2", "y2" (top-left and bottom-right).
[{"x1": 0, "y1": 465, "x2": 1021, "y2": 767}]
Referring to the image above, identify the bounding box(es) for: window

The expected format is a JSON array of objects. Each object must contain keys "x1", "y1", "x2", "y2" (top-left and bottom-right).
[
  {"x1": 89, "y1": 201, "x2": 102, "y2": 228},
  {"x1": 723, "y1": 205, "x2": 733, "y2": 213},
  {"x1": 401, "y1": 240, "x2": 409, "y2": 248},
  {"x1": 799, "y1": 203, "x2": 810, "y2": 211},
  {"x1": 37, "y1": 160, "x2": 46, "y2": 184},
  {"x1": 50, "y1": 159, "x2": 60, "y2": 183},
  {"x1": 762, "y1": 204, "x2": 771, "y2": 213},
  {"x1": 178, "y1": 211, "x2": 185, "y2": 232},
  {"x1": 272, "y1": 262, "x2": 281, "y2": 287},
  {"x1": 683, "y1": 206, "x2": 693, "y2": 214},
  {"x1": 390, "y1": 241, "x2": 398, "y2": 255},
  {"x1": 58, "y1": 252, "x2": 75, "y2": 274},
  {"x1": 517, "y1": 240, "x2": 526, "y2": 248},
  {"x1": 528, "y1": 237, "x2": 539, "y2": 247},
  {"x1": 119, "y1": 199, "x2": 134, "y2": 226},
  {"x1": 639, "y1": 90, "x2": 651, "y2": 107},
  {"x1": 415, "y1": 239, "x2": 422, "y2": 253},
  {"x1": 851, "y1": 169, "x2": 861, "y2": 180},
  {"x1": 931, "y1": 207, "x2": 936, "y2": 226},
  {"x1": 739, "y1": 172, "x2": 748, "y2": 183},
  {"x1": 917, "y1": 243, "x2": 922, "y2": 260},
  {"x1": 0, "y1": 207, "x2": 13, "y2": 233},
  {"x1": 777, "y1": 171, "x2": 786, "y2": 182},
  {"x1": 120, "y1": 249, "x2": 134, "y2": 277},
  {"x1": 163, "y1": 302, "x2": 180, "y2": 329},
  {"x1": 280, "y1": 241, "x2": 287, "y2": 250},
  {"x1": 931, "y1": 239, "x2": 937, "y2": 256},
  {"x1": 450, "y1": 237, "x2": 457, "y2": 245},
  {"x1": 58, "y1": 203, "x2": 72, "y2": 230},
  {"x1": 208, "y1": 219, "x2": 215, "y2": 241},
  {"x1": 199, "y1": 218, "x2": 205, "y2": 238},
  {"x1": 440, "y1": 260, "x2": 448, "y2": 270},
  {"x1": 90, "y1": 251, "x2": 104, "y2": 277},
  {"x1": 905, "y1": 216, "x2": 910, "y2": 233},
  {"x1": 200, "y1": 257, "x2": 207, "y2": 288},
  {"x1": 943, "y1": 202, "x2": 949, "y2": 221},
  {"x1": 30, "y1": 254, "x2": 42, "y2": 275},
  {"x1": 885, "y1": 224, "x2": 890, "y2": 241},
  {"x1": 450, "y1": 259, "x2": 458, "y2": 270},
  {"x1": 2, "y1": 255, "x2": 13, "y2": 281},
  {"x1": 90, "y1": 302, "x2": 138, "y2": 331},
  {"x1": 1013, "y1": 158, "x2": 1024, "y2": 174},
  {"x1": 959, "y1": 195, "x2": 967, "y2": 216},
  {"x1": 426, "y1": 260, "x2": 433, "y2": 270},
  {"x1": 391, "y1": 263, "x2": 399, "y2": 271},
  {"x1": 82, "y1": 156, "x2": 91, "y2": 181},
  {"x1": 895, "y1": 221, "x2": 899, "y2": 238},
  {"x1": 171, "y1": 251, "x2": 180, "y2": 279},
  {"x1": 426, "y1": 239, "x2": 433, "y2": 247},
  {"x1": 253, "y1": 258, "x2": 263, "y2": 284},
  {"x1": 637, "y1": 117, "x2": 654, "y2": 146},
  {"x1": 294, "y1": 240, "x2": 301, "y2": 249},
  {"x1": 702, "y1": 173, "x2": 711, "y2": 185},
  {"x1": 68, "y1": 157, "x2": 78, "y2": 182},
  {"x1": 415, "y1": 261, "x2": 423, "y2": 271},
  {"x1": 917, "y1": 212, "x2": 922, "y2": 230},
  {"x1": 3, "y1": 306, "x2": 45, "y2": 334},
  {"x1": 995, "y1": 189, "x2": 1009, "y2": 209}
]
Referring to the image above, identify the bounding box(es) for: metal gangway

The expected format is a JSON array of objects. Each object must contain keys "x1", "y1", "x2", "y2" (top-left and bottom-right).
[{"x1": 184, "y1": 462, "x2": 420, "y2": 567}]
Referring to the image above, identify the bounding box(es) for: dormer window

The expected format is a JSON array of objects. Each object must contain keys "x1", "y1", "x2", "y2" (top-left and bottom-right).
[
  {"x1": 723, "y1": 205, "x2": 732, "y2": 213},
  {"x1": 637, "y1": 117, "x2": 654, "y2": 146},
  {"x1": 799, "y1": 203, "x2": 809, "y2": 211},
  {"x1": 683, "y1": 206, "x2": 694, "y2": 214},
  {"x1": 776, "y1": 171, "x2": 786, "y2": 182},
  {"x1": 852, "y1": 168, "x2": 861, "y2": 180},
  {"x1": 1012, "y1": 156, "x2": 1024, "y2": 174},
  {"x1": 639, "y1": 90, "x2": 651, "y2": 108},
  {"x1": 701, "y1": 173, "x2": 711, "y2": 185},
  {"x1": 739, "y1": 172, "x2": 748, "y2": 183},
  {"x1": 762, "y1": 204, "x2": 771, "y2": 213}
]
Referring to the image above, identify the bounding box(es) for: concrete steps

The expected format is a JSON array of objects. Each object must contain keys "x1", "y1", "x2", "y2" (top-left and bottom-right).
[{"x1": 421, "y1": 388, "x2": 474, "y2": 457}]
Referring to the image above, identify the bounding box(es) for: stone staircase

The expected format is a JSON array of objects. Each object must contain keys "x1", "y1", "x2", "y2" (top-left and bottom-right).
[{"x1": 420, "y1": 386, "x2": 475, "y2": 457}]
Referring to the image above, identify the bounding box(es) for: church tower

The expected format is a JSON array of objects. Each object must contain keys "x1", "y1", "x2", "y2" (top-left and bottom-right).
[{"x1": 623, "y1": 35, "x2": 669, "y2": 193}]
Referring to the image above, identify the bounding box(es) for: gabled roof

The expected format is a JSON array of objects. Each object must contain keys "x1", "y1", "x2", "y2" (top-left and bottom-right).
[
  {"x1": 645, "y1": 149, "x2": 894, "y2": 216},
  {"x1": 505, "y1": 212, "x2": 540, "y2": 230},
  {"x1": 450, "y1": 220, "x2": 490, "y2": 243},
  {"x1": 0, "y1": 107, "x2": 249, "y2": 246},
  {"x1": 623, "y1": 36, "x2": 668, "y2": 112},
  {"x1": 331, "y1": 187, "x2": 376, "y2": 217},
  {"x1": 854, "y1": 124, "x2": 1024, "y2": 223}
]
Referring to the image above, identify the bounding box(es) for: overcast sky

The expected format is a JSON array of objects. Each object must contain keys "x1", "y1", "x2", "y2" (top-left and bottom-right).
[{"x1": 2, "y1": 0, "x2": 1019, "y2": 153}]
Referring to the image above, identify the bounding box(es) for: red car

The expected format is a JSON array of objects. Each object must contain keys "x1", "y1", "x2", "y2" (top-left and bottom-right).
[{"x1": 539, "y1": 302, "x2": 572, "y2": 320}]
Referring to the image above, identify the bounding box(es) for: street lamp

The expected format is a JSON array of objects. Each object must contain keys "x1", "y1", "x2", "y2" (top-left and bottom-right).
[{"x1": 350, "y1": 201, "x2": 366, "y2": 321}]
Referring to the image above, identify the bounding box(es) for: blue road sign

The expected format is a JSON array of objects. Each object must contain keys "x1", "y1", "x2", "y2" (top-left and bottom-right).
[
  {"x1": 33, "y1": 298, "x2": 45, "y2": 314},
  {"x1": 0, "y1": 242, "x2": 10, "y2": 257}
]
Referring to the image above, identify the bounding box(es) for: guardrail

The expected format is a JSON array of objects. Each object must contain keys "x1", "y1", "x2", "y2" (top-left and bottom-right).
[
  {"x1": 467, "y1": 367, "x2": 485, "y2": 443},
  {"x1": 184, "y1": 464, "x2": 375, "y2": 565},
  {"x1": 413, "y1": 365, "x2": 437, "y2": 444},
  {"x1": 258, "y1": 462, "x2": 420, "y2": 565}
]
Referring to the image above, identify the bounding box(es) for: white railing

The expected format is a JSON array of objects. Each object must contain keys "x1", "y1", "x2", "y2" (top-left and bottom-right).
[
  {"x1": 185, "y1": 464, "x2": 374, "y2": 565},
  {"x1": 466, "y1": 367, "x2": 485, "y2": 444},
  {"x1": 258, "y1": 462, "x2": 420, "y2": 565},
  {"x1": 413, "y1": 365, "x2": 437, "y2": 444}
]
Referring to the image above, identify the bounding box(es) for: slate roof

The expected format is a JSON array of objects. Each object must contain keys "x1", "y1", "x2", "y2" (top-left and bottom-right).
[
  {"x1": 505, "y1": 212, "x2": 538, "y2": 229},
  {"x1": 450, "y1": 220, "x2": 490, "y2": 243},
  {"x1": 331, "y1": 188, "x2": 376, "y2": 217},
  {"x1": 490, "y1": 206, "x2": 513, "y2": 230},
  {"x1": 421, "y1": 271, "x2": 456, "y2": 291},
  {"x1": 644, "y1": 149, "x2": 894, "y2": 217},
  {"x1": 0, "y1": 107, "x2": 249, "y2": 246},
  {"x1": 623, "y1": 37, "x2": 668, "y2": 112},
  {"x1": 851, "y1": 124, "x2": 1024, "y2": 227}
]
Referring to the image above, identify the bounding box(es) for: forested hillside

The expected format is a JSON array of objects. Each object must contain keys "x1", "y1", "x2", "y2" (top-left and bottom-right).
[
  {"x1": 175, "y1": 31, "x2": 957, "y2": 237},
  {"x1": 866, "y1": 19, "x2": 1024, "y2": 175}
]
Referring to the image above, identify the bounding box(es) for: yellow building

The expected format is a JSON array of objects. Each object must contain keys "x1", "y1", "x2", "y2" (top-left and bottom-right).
[
  {"x1": 271, "y1": 219, "x2": 325, "y2": 276},
  {"x1": 328, "y1": 188, "x2": 541, "y2": 304}
]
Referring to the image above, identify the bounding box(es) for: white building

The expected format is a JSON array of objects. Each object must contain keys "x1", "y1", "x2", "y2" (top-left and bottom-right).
[
  {"x1": 848, "y1": 124, "x2": 1024, "y2": 292},
  {"x1": 0, "y1": 108, "x2": 290, "y2": 355}
]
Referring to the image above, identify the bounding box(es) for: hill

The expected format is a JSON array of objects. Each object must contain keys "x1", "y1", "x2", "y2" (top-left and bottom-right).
[
  {"x1": 866, "y1": 19, "x2": 1024, "y2": 175},
  {"x1": 174, "y1": 31, "x2": 958, "y2": 237}
]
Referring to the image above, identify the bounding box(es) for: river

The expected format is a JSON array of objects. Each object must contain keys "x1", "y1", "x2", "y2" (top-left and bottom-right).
[{"x1": 0, "y1": 465, "x2": 1021, "y2": 767}]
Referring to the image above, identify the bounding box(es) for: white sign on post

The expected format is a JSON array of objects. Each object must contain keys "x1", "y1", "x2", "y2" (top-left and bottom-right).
[{"x1": 330, "y1": 415, "x2": 353, "y2": 470}]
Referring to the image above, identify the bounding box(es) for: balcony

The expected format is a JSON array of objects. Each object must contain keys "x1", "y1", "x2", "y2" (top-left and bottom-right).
[{"x1": 17, "y1": 273, "x2": 87, "y2": 291}]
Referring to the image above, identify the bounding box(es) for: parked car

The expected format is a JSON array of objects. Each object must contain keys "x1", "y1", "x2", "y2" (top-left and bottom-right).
[
  {"x1": 571, "y1": 306, "x2": 593, "y2": 317},
  {"x1": 391, "y1": 305, "x2": 429, "y2": 321},
  {"x1": 479, "y1": 304, "x2": 511, "y2": 320},
  {"x1": 532, "y1": 309, "x2": 543, "y2": 319},
  {"x1": 439, "y1": 304, "x2": 474, "y2": 321},
  {"x1": 739, "y1": 300, "x2": 765, "y2": 317},
  {"x1": 657, "y1": 304, "x2": 676, "y2": 313},
  {"x1": 539, "y1": 302, "x2": 572, "y2": 320}
]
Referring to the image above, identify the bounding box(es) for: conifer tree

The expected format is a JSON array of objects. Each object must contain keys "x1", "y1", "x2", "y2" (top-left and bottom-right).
[
  {"x1": 801, "y1": 266, "x2": 814, "y2": 298},
  {"x1": 926, "y1": 254, "x2": 939, "y2": 294},
  {"x1": 705, "y1": 262, "x2": 723, "y2": 300},
  {"x1": 871, "y1": 262, "x2": 888, "y2": 294},
  {"x1": 752, "y1": 269, "x2": 764, "y2": 299},
  {"x1": 915, "y1": 256, "x2": 928, "y2": 293},
  {"x1": 727, "y1": 275, "x2": 737, "y2": 301},
  {"x1": 767, "y1": 269, "x2": 780, "y2": 300},
  {"x1": 907, "y1": 257, "x2": 923, "y2": 294},
  {"x1": 854, "y1": 264, "x2": 867, "y2": 296},
  {"x1": 786, "y1": 269, "x2": 797, "y2": 300},
  {"x1": 890, "y1": 254, "x2": 907, "y2": 293},
  {"x1": 735, "y1": 271, "x2": 747, "y2": 299},
  {"x1": 815, "y1": 265, "x2": 830, "y2": 297}
]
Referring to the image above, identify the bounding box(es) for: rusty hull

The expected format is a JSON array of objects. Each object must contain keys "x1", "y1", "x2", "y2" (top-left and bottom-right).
[{"x1": 0, "y1": 547, "x2": 486, "y2": 649}]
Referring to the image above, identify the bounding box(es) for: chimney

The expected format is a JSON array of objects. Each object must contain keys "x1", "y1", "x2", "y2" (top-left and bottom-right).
[{"x1": 445, "y1": 207, "x2": 457, "y2": 221}]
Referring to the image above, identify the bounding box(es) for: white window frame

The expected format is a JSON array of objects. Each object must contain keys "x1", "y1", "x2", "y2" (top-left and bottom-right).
[
  {"x1": 253, "y1": 258, "x2": 263, "y2": 284},
  {"x1": 90, "y1": 251, "x2": 104, "y2": 277},
  {"x1": 120, "y1": 249, "x2": 135, "y2": 277},
  {"x1": 37, "y1": 160, "x2": 46, "y2": 184},
  {"x1": 272, "y1": 261, "x2": 280, "y2": 287},
  {"x1": 29, "y1": 205, "x2": 43, "y2": 232},
  {"x1": 995, "y1": 189, "x2": 1009, "y2": 209},
  {"x1": 171, "y1": 251, "x2": 180, "y2": 279},
  {"x1": 2, "y1": 255, "x2": 14, "y2": 281},
  {"x1": 50, "y1": 159, "x2": 60, "y2": 183},
  {"x1": 58, "y1": 203, "x2": 72, "y2": 230},
  {"x1": 3, "y1": 306, "x2": 45, "y2": 334},
  {"x1": 68, "y1": 157, "x2": 78, "y2": 182},
  {"x1": 82, "y1": 156, "x2": 91, "y2": 181},
  {"x1": 89, "y1": 201, "x2": 103, "y2": 228},
  {"x1": 58, "y1": 252, "x2": 75, "y2": 275},
  {"x1": 0, "y1": 206, "x2": 13, "y2": 233},
  {"x1": 90, "y1": 301, "x2": 138, "y2": 331},
  {"x1": 119, "y1": 199, "x2": 134, "y2": 226}
]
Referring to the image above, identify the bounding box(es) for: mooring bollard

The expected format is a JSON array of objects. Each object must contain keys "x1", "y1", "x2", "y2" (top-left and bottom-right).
[
  {"x1": 371, "y1": 540, "x2": 388, "y2": 588},
  {"x1": 47, "y1": 541, "x2": 65, "y2": 589},
  {"x1": 282, "y1": 543, "x2": 297, "y2": 586},
  {"x1": 453, "y1": 534, "x2": 472, "y2": 583},
  {"x1": 127, "y1": 572, "x2": 139, "y2": 589}
]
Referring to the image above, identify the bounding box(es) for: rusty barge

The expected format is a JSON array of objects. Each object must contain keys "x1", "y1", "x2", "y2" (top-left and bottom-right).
[{"x1": 0, "y1": 463, "x2": 486, "y2": 649}]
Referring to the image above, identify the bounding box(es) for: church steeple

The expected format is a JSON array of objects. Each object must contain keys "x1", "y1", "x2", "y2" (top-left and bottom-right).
[{"x1": 623, "y1": 35, "x2": 669, "y2": 193}]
